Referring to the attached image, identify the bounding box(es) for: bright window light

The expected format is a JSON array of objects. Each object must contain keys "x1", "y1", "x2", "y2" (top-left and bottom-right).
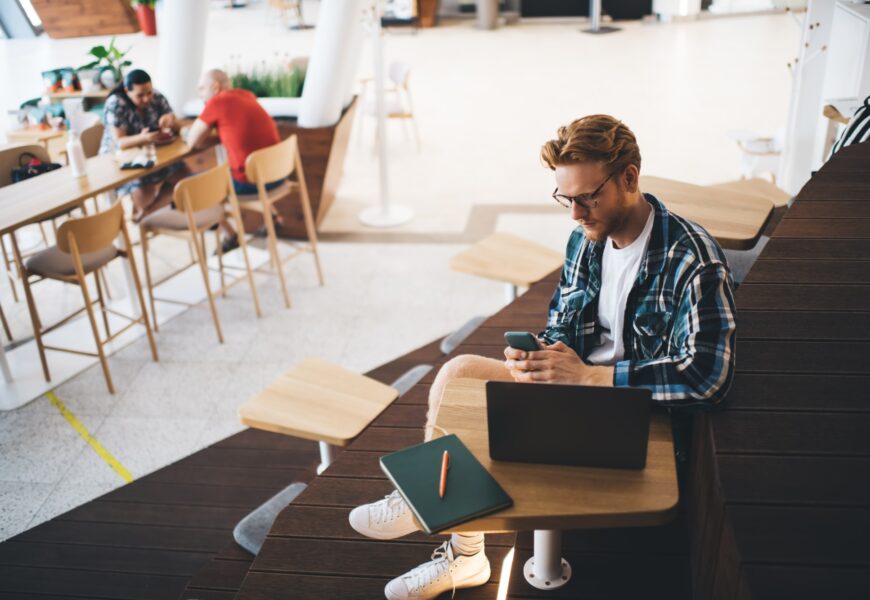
[{"x1": 18, "y1": 0, "x2": 42, "y2": 28}]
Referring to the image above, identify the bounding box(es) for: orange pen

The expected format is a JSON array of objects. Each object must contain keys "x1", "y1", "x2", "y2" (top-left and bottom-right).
[{"x1": 439, "y1": 450, "x2": 450, "y2": 498}]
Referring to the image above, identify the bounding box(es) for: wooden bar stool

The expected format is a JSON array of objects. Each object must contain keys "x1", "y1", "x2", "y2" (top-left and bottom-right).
[
  {"x1": 0, "y1": 144, "x2": 56, "y2": 303},
  {"x1": 13, "y1": 201, "x2": 157, "y2": 394},
  {"x1": 139, "y1": 163, "x2": 261, "y2": 344},
  {"x1": 235, "y1": 135, "x2": 324, "y2": 308}
]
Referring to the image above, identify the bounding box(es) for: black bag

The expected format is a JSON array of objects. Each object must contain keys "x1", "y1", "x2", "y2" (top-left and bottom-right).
[{"x1": 10, "y1": 152, "x2": 62, "y2": 183}]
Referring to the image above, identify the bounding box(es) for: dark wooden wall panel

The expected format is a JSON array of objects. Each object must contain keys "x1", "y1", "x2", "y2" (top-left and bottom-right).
[
  {"x1": 31, "y1": 0, "x2": 139, "y2": 38},
  {"x1": 692, "y1": 142, "x2": 870, "y2": 599}
]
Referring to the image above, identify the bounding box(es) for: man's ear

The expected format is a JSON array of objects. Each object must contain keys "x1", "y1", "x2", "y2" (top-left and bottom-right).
[{"x1": 622, "y1": 164, "x2": 640, "y2": 193}]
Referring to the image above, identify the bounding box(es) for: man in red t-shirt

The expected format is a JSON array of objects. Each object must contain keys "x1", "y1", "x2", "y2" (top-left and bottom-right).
[{"x1": 187, "y1": 69, "x2": 286, "y2": 252}]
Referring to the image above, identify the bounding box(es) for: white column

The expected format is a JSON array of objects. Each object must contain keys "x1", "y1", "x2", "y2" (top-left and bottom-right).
[
  {"x1": 299, "y1": 0, "x2": 366, "y2": 128},
  {"x1": 778, "y1": 0, "x2": 836, "y2": 195},
  {"x1": 155, "y1": 0, "x2": 210, "y2": 116},
  {"x1": 477, "y1": 0, "x2": 499, "y2": 29},
  {"x1": 653, "y1": 0, "x2": 702, "y2": 21},
  {"x1": 357, "y1": 0, "x2": 414, "y2": 228}
]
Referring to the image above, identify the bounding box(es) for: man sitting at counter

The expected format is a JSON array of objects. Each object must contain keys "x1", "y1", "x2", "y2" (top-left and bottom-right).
[{"x1": 186, "y1": 68, "x2": 288, "y2": 253}]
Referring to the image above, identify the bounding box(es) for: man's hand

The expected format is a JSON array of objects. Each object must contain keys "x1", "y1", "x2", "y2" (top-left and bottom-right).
[
  {"x1": 504, "y1": 341, "x2": 614, "y2": 387},
  {"x1": 185, "y1": 118, "x2": 212, "y2": 150},
  {"x1": 139, "y1": 128, "x2": 162, "y2": 144},
  {"x1": 158, "y1": 113, "x2": 177, "y2": 131}
]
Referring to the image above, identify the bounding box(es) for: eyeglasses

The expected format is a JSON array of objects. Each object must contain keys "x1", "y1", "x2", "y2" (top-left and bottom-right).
[{"x1": 552, "y1": 172, "x2": 613, "y2": 209}]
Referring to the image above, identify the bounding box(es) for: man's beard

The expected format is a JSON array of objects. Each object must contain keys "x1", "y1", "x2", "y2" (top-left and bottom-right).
[{"x1": 583, "y1": 194, "x2": 630, "y2": 243}]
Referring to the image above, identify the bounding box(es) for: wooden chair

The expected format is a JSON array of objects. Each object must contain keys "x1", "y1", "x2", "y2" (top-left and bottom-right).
[
  {"x1": 13, "y1": 201, "x2": 157, "y2": 394},
  {"x1": 0, "y1": 144, "x2": 57, "y2": 302},
  {"x1": 266, "y1": 0, "x2": 306, "y2": 28},
  {"x1": 139, "y1": 163, "x2": 261, "y2": 344},
  {"x1": 236, "y1": 135, "x2": 324, "y2": 308},
  {"x1": 359, "y1": 61, "x2": 421, "y2": 152},
  {"x1": 80, "y1": 121, "x2": 104, "y2": 159},
  {"x1": 0, "y1": 280, "x2": 11, "y2": 342}
]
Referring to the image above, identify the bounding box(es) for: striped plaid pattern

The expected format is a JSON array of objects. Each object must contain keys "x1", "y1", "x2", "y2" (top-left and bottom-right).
[
  {"x1": 540, "y1": 194, "x2": 737, "y2": 407},
  {"x1": 831, "y1": 95, "x2": 870, "y2": 156}
]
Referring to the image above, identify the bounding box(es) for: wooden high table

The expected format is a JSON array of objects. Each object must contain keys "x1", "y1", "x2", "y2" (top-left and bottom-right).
[
  {"x1": 435, "y1": 378, "x2": 678, "y2": 590},
  {"x1": 0, "y1": 139, "x2": 196, "y2": 386}
]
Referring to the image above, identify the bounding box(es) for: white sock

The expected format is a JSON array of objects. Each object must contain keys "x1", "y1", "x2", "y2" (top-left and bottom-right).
[{"x1": 450, "y1": 532, "x2": 485, "y2": 556}]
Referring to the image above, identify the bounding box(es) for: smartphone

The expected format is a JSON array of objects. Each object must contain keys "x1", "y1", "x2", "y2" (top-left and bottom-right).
[{"x1": 504, "y1": 331, "x2": 541, "y2": 352}]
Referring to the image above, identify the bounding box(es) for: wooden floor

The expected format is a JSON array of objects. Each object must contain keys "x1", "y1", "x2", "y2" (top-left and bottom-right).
[
  {"x1": 0, "y1": 339, "x2": 443, "y2": 600},
  {"x1": 0, "y1": 425, "x2": 321, "y2": 599}
]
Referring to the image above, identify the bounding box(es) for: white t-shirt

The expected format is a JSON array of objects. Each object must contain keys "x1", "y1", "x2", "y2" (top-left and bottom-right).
[{"x1": 586, "y1": 205, "x2": 655, "y2": 366}]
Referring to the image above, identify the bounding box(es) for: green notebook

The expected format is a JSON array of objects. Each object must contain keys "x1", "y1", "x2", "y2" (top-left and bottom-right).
[{"x1": 379, "y1": 434, "x2": 513, "y2": 534}]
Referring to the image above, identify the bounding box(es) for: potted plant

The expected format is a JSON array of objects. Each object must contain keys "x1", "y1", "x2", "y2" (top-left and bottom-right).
[
  {"x1": 79, "y1": 37, "x2": 132, "y2": 90},
  {"x1": 230, "y1": 64, "x2": 305, "y2": 99},
  {"x1": 131, "y1": 0, "x2": 157, "y2": 36}
]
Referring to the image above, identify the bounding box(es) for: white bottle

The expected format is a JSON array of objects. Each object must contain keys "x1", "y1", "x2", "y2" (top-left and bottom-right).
[{"x1": 67, "y1": 131, "x2": 87, "y2": 179}]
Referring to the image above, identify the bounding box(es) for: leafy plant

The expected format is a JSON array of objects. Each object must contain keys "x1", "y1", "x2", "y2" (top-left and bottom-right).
[
  {"x1": 130, "y1": 0, "x2": 157, "y2": 7},
  {"x1": 78, "y1": 37, "x2": 132, "y2": 82},
  {"x1": 230, "y1": 64, "x2": 304, "y2": 98}
]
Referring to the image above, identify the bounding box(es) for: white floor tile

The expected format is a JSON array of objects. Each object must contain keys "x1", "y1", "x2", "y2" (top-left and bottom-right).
[
  {"x1": 0, "y1": 405, "x2": 92, "y2": 485},
  {"x1": 26, "y1": 480, "x2": 118, "y2": 531},
  {"x1": 0, "y1": 481, "x2": 56, "y2": 542}
]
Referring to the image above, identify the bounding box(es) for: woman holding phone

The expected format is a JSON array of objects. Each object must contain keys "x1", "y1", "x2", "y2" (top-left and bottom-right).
[{"x1": 99, "y1": 69, "x2": 190, "y2": 221}]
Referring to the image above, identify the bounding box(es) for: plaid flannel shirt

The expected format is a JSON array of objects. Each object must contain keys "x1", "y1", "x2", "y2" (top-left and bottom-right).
[{"x1": 540, "y1": 194, "x2": 737, "y2": 408}]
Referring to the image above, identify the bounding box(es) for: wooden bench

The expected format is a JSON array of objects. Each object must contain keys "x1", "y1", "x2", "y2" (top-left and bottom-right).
[{"x1": 688, "y1": 141, "x2": 870, "y2": 599}]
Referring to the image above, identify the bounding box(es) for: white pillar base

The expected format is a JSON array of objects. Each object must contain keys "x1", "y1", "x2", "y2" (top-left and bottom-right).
[
  {"x1": 358, "y1": 205, "x2": 415, "y2": 228},
  {"x1": 523, "y1": 529, "x2": 571, "y2": 590}
]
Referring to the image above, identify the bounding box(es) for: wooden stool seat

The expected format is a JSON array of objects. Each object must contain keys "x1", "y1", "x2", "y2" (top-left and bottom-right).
[
  {"x1": 238, "y1": 358, "x2": 399, "y2": 472},
  {"x1": 449, "y1": 232, "x2": 563, "y2": 302},
  {"x1": 639, "y1": 176, "x2": 774, "y2": 250},
  {"x1": 235, "y1": 181, "x2": 295, "y2": 208}
]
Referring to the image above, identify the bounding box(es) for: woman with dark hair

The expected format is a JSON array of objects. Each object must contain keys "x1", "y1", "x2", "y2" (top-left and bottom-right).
[{"x1": 99, "y1": 69, "x2": 190, "y2": 221}]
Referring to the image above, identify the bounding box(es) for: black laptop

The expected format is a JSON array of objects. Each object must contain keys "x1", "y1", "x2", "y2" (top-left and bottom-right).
[{"x1": 485, "y1": 381, "x2": 652, "y2": 470}]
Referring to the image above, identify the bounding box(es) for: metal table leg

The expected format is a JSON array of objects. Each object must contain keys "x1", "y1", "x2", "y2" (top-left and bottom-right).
[
  {"x1": 317, "y1": 441, "x2": 334, "y2": 474},
  {"x1": 504, "y1": 283, "x2": 518, "y2": 304},
  {"x1": 523, "y1": 529, "x2": 572, "y2": 590},
  {"x1": 0, "y1": 345, "x2": 11, "y2": 383},
  {"x1": 583, "y1": 0, "x2": 620, "y2": 34}
]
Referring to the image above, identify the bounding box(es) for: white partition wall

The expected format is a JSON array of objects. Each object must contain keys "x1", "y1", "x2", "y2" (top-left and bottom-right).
[
  {"x1": 299, "y1": 0, "x2": 366, "y2": 128},
  {"x1": 155, "y1": 0, "x2": 210, "y2": 116},
  {"x1": 778, "y1": 0, "x2": 835, "y2": 195}
]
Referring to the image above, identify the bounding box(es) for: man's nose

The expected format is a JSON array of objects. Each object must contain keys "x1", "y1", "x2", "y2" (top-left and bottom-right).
[{"x1": 571, "y1": 201, "x2": 589, "y2": 220}]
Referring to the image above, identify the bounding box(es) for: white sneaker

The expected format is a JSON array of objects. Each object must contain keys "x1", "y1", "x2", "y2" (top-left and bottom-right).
[
  {"x1": 348, "y1": 490, "x2": 419, "y2": 540},
  {"x1": 384, "y1": 541, "x2": 491, "y2": 600}
]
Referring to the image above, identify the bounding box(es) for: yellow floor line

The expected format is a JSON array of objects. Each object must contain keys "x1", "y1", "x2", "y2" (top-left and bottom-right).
[{"x1": 47, "y1": 391, "x2": 134, "y2": 484}]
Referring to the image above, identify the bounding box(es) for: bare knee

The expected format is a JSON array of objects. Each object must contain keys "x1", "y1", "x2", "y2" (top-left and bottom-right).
[
  {"x1": 432, "y1": 354, "x2": 508, "y2": 392},
  {"x1": 436, "y1": 354, "x2": 484, "y2": 384}
]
